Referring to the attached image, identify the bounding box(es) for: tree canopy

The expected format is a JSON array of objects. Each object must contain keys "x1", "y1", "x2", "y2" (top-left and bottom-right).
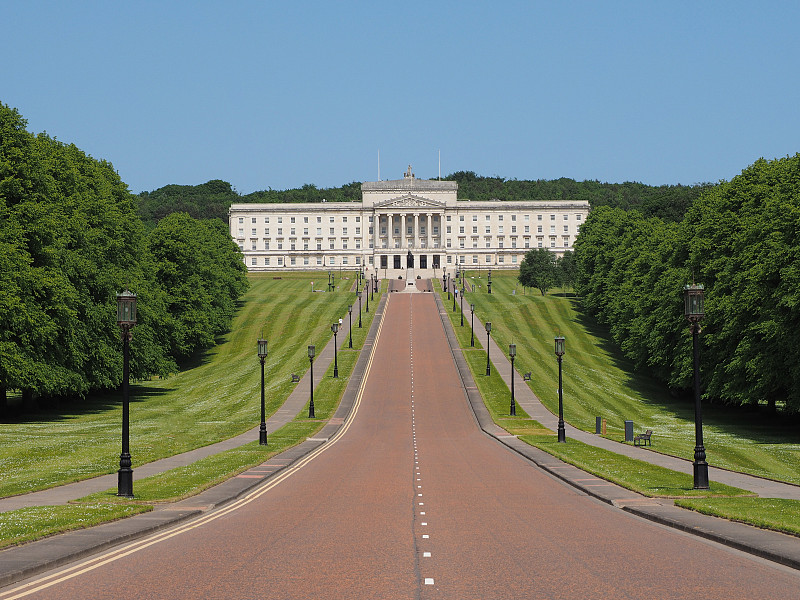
[
  {"x1": 573, "y1": 154, "x2": 800, "y2": 414},
  {"x1": 0, "y1": 103, "x2": 248, "y2": 413}
]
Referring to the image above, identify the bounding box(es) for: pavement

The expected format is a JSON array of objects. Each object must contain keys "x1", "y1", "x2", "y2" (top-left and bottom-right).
[{"x1": 2, "y1": 283, "x2": 800, "y2": 589}]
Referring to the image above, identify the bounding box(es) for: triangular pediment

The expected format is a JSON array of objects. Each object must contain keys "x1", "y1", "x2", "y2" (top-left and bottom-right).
[{"x1": 374, "y1": 194, "x2": 446, "y2": 209}]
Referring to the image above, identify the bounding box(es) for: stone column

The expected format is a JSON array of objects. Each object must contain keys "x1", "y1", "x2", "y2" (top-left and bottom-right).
[
  {"x1": 401, "y1": 214, "x2": 407, "y2": 249},
  {"x1": 414, "y1": 214, "x2": 419, "y2": 249}
]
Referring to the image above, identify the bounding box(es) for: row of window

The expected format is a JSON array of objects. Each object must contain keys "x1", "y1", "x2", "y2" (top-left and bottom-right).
[
  {"x1": 247, "y1": 253, "x2": 532, "y2": 267},
  {"x1": 238, "y1": 213, "x2": 583, "y2": 226}
]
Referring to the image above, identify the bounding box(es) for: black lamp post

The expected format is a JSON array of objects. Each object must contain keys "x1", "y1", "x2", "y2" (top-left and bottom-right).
[
  {"x1": 460, "y1": 283, "x2": 465, "y2": 326},
  {"x1": 684, "y1": 283, "x2": 709, "y2": 489},
  {"x1": 509, "y1": 344, "x2": 517, "y2": 416},
  {"x1": 555, "y1": 336, "x2": 566, "y2": 443},
  {"x1": 331, "y1": 322, "x2": 339, "y2": 378},
  {"x1": 257, "y1": 337, "x2": 268, "y2": 445},
  {"x1": 470, "y1": 303, "x2": 475, "y2": 347},
  {"x1": 488, "y1": 270, "x2": 492, "y2": 294},
  {"x1": 365, "y1": 283, "x2": 370, "y2": 313},
  {"x1": 447, "y1": 274, "x2": 451, "y2": 299},
  {"x1": 308, "y1": 345, "x2": 315, "y2": 418},
  {"x1": 116, "y1": 290, "x2": 137, "y2": 498},
  {"x1": 357, "y1": 290, "x2": 363, "y2": 328},
  {"x1": 348, "y1": 304, "x2": 353, "y2": 349},
  {"x1": 453, "y1": 280, "x2": 457, "y2": 311},
  {"x1": 485, "y1": 322, "x2": 492, "y2": 376},
  {"x1": 442, "y1": 270, "x2": 446, "y2": 294}
]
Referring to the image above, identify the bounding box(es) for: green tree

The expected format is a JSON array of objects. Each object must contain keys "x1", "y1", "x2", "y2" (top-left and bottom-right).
[{"x1": 518, "y1": 248, "x2": 558, "y2": 295}]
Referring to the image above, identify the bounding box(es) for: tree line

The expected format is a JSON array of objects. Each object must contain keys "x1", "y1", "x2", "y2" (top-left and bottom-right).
[
  {"x1": 0, "y1": 103, "x2": 248, "y2": 415},
  {"x1": 572, "y1": 154, "x2": 800, "y2": 413},
  {"x1": 137, "y1": 173, "x2": 711, "y2": 228}
]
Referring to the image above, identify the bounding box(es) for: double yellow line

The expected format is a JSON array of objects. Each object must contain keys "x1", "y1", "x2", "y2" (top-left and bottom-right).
[{"x1": 2, "y1": 302, "x2": 388, "y2": 600}]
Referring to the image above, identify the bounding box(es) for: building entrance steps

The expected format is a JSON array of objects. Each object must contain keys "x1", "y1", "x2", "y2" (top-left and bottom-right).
[
  {"x1": 453, "y1": 292, "x2": 800, "y2": 500},
  {"x1": 0, "y1": 294, "x2": 382, "y2": 514}
]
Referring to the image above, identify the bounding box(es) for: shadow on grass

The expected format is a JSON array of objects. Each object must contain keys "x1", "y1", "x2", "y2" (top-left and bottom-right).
[
  {"x1": 569, "y1": 298, "x2": 800, "y2": 445},
  {"x1": 1, "y1": 385, "x2": 169, "y2": 424}
]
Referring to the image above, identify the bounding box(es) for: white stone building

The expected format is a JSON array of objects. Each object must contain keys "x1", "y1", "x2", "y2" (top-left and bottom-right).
[{"x1": 229, "y1": 167, "x2": 590, "y2": 278}]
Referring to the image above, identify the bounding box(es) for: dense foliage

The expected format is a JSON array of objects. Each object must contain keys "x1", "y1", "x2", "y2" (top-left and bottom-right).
[
  {"x1": 445, "y1": 171, "x2": 713, "y2": 222},
  {"x1": 573, "y1": 155, "x2": 800, "y2": 413},
  {"x1": 137, "y1": 173, "x2": 711, "y2": 228},
  {"x1": 0, "y1": 103, "x2": 248, "y2": 413}
]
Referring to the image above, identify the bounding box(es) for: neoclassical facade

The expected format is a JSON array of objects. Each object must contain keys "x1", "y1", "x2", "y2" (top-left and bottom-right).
[{"x1": 229, "y1": 167, "x2": 590, "y2": 277}]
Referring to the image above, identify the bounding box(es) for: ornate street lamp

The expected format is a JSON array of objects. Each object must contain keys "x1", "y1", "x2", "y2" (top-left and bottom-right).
[
  {"x1": 460, "y1": 283, "x2": 465, "y2": 326},
  {"x1": 488, "y1": 270, "x2": 492, "y2": 294},
  {"x1": 308, "y1": 345, "x2": 316, "y2": 418},
  {"x1": 365, "y1": 282, "x2": 370, "y2": 313},
  {"x1": 485, "y1": 322, "x2": 492, "y2": 376},
  {"x1": 257, "y1": 337, "x2": 268, "y2": 445},
  {"x1": 555, "y1": 336, "x2": 566, "y2": 443},
  {"x1": 348, "y1": 304, "x2": 353, "y2": 349},
  {"x1": 331, "y1": 322, "x2": 339, "y2": 378},
  {"x1": 116, "y1": 290, "x2": 137, "y2": 498},
  {"x1": 470, "y1": 303, "x2": 475, "y2": 347},
  {"x1": 453, "y1": 279, "x2": 458, "y2": 312},
  {"x1": 447, "y1": 274, "x2": 451, "y2": 299},
  {"x1": 509, "y1": 344, "x2": 517, "y2": 416},
  {"x1": 684, "y1": 283, "x2": 709, "y2": 489},
  {"x1": 357, "y1": 289, "x2": 363, "y2": 328}
]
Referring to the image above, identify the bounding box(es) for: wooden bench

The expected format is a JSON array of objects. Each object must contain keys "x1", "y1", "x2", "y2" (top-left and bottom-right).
[
  {"x1": 291, "y1": 374, "x2": 300, "y2": 383},
  {"x1": 523, "y1": 372, "x2": 532, "y2": 381},
  {"x1": 634, "y1": 430, "x2": 653, "y2": 446}
]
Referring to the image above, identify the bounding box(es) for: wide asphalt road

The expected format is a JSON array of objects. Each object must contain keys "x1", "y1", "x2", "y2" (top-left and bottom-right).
[{"x1": 7, "y1": 293, "x2": 800, "y2": 599}]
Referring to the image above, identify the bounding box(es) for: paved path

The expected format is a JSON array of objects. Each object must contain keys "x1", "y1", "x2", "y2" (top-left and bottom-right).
[
  {"x1": 459, "y1": 291, "x2": 800, "y2": 500},
  {"x1": 5, "y1": 293, "x2": 798, "y2": 599}
]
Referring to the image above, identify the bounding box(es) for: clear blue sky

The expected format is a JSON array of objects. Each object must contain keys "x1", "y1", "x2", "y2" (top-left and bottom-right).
[{"x1": 4, "y1": 1, "x2": 799, "y2": 194}]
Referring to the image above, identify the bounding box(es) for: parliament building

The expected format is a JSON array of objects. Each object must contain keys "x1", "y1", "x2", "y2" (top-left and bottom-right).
[{"x1": 229, "y1": 167, "x2": 590, "y2": 278}]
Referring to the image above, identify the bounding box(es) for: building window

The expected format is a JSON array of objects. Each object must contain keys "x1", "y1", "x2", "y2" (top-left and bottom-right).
[
  {"x1": 342, "y1": 216, "x2": 347, "y2": 222},
  {"x1": 524, "y1": 238, "x2": 530, "y2": 248},
  {"x1": 317, "y1": 257, "x2": 323, "y2": 265},
  {"x1": 290, "y1": 228, "x2": 295, "y2": 235},
  {"x1": 511, "y1": 226, "x2": 516, "y2": 233},
  {"x1": 278, "y1": 228, "x2": 283, "y2": 235},
  {"x1": 447, "y1": 255, "x2": 452, "y2": 264},
  {"x1": 317, "y1": 216, "x2": 322, "y2": 223},
  {"x1": 485, "y1": 215, "x2": 491, "y2": 221},
  {"x1": 550, "y1": 226, "x2": 556, "y2": 234},
  {"x1": 538, "y1": 215, "x2": 542, "y2": 221},
  {"x1": 290, "y1": 257, "x2": 296, "y2": 265},
  {"x1": 459, "y1": 239, "x2": 465, "y2": 249},
  {"x1": 472, "y1": 226, "x2": 478, "y2": 234},
  {"x1": 551, "y1": 214, "x2": 556, "y2": 221},
  {"x1": 498, "y1": 215, "x2": 504, "y2": 221},
  {"x1": 460, "y1": 255, "x2": 465, "y2": 264},
  {"x1": 499, "y1": 256, "x2": 504, "y2": 263},
  {"x1": 538, "y1": 241, "x2": 543, "y2": 248},
  {"x1": 265, "y1": 228, "x2": 270, "y2": 235},
  {"x1": 446, "y1": 215, "x2": 451, "y2": 221},
  {"x1": 265, "y1": 241, "x2": 270, "y2": 250},
  {"x1": 303, "y1": 241, "x2": 309, "y2": 250},
  {"x1": 304, "y1": 216, "x2": 309, "y2": 223},
  {"x1": 251, "y1": 257, "x2": 257, "y2": 265},
  {"x1": 524, "y1": 225, "x2": 529, "y2": 233},
  {"x1": 355, "y1": 227, "x2": 360, "y2": 235},
  {"x1": 265, "y1": 217, "x2": 269, "y2": 223},
  {"x1": 251, "y1": 242, "x2": 257, "y2": 250},
  {"x1": 290, "y1": 217, "x2": 295, "y2": 223},
  {"x1": 564, "y1": 214, "x2": 569, "y2": 221},
  {"x1": 459, "y1": 215, "x2": 464, "y2": 221},
  {"x1": 251, "y1": 228, "x2": 257, "y2": 236},
  {"x1": 330, "y1": 216, "x2": 335, "y2": 223},
  {"x1": 356, "y1": 240, "x2": 361, "y2": 249},
  {"x1": 251, "y1": 217, "x2": 257, "y2": 223},
  {"x1": 486, "y1": 255, "x2": 491, "y2": 263},
  {"x1": 433, "y1": 226, "x2": 438, "y2": 234},
  {"x1": 343, "y1": 227, "x2": 348, "y2": 235},
  {"x1": 343, "y1": 240, "x2": 348, "y2": 249},
  {"x1": 459, "y1": 226, "x2": 465, "y2": 234},
  {"x1": 277, "y1": 242, "x2": 283, "y2": 250},
  {"x1": 330, "y1": 241, "x2": 335, "y2": 250},
  {"x1": 472, "y1": 215, "x2": 477, "y2": 221},
  {"x1": 537, "y1": 225, "x2": 543, "y2": 233},
  {"x1": 576, "y1": 214, "x2": 582, "y2": 221},
  {"x1": 238, "y1": 217, "x2": 244, "y2": 223},
  {"x1": 356, "y1": 216, "x2": 360, "y2": 222},
  {"x1": 498, "y1": 226, "x2": 504, "y2": 234},
  {"x1": 329, "y1": 257, "x2": 335, "y2": 265},
  {"x1": 238, "y1": 228, "x2": 244, "y2": 236},
  {"x1": 278, "y1": 257, "x2": 283, "y2": 266},
  {"x1": 303, "y1": 228, "x2": 308, "y2": 235},
  {"x1": 564, "y1": 225, "x2": 569, "y2": 233},
  {"x1": 343, "y1": 257, "x2": 349, "y2": 265},
  {"x1": 278, "y1": 217, "x2": 283, "y2": 223},
  {"x1": 304, "y1": 257, "x2": 309, "y2": 265},
  {"x1": 356, "y1": 256, "x2": 361, "y2": 264},
  {"x1": 485, "y1": 227, "x2": 491, "y2": 234}
]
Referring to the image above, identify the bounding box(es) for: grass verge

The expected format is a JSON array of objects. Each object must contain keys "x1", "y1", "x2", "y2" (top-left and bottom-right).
[
  {"x1": 673, "y1": 498, "x2": 800, "y2": 537},
  {"x1": 0, "y1": 504, "x2": 151, "y2": 550}
]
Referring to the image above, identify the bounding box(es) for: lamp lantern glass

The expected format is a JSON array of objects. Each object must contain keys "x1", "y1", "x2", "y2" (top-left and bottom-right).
[
  {"x1": 554, "y1": 336, "x2": 565, "y2": 357},
  {"x1": 308, "y1": 345, "x2": 315, "y2": 359},
  {"x1": 331, "y1": 323, "x2": 338, "y2": 334},
  {"x1": 509, "y1": 344, "x2": 516, "y2": 358},
  {"x1": 485, "y1": 322, "x2": 492, "y2": 334},
  {"x1": 348, "y1": 304, "x2": 352, "y2": 313},
  {"x1": 257, "y1": 338, "x2": 268, "y2": 359},
  {"x1": 684, "y1": 284, "x2": 705, "y2": 321},
  {"x1": 116, "y1": 290, "x2": 137, "y2": 327}
]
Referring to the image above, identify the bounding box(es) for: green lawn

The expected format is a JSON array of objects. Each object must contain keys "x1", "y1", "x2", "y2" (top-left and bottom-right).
[
  {"x1": 0, "y1": 272, "x2": 368, "y2": 498},
  {"x1": 456, "y1": 270, "x2": 800, "y2": 486},
  {"x1": 1, "y1": 273, "x2": 381, "y2": 548}
]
